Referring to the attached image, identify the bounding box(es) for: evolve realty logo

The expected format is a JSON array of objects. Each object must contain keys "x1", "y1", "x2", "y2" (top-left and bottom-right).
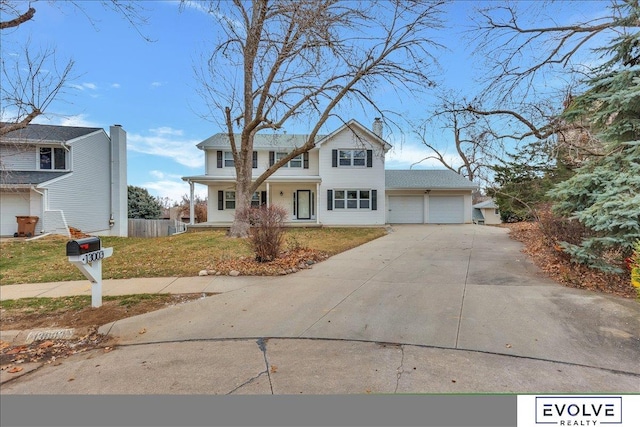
[{"x1": 535, "y1": 396, "x2": 622, "y2": 426}]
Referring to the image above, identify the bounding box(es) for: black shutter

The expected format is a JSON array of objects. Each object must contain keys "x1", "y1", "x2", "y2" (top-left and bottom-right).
[
  {"x1": 371, "y1": 189, "x2": 377, "y2": 211},
  {"x1": 218, "y1": 190, "x2": 224, "y2": 210},
  {"x1": 269, "y1": 151, "x2": 275, "y2": 166},
  {"x1": 261, "y1": 191, "x2": 267, "y2": 205},
  {"x1": 327, "y1": 190, "x2": 333, "y2": 210},
  {"x1": 293, "y1": 192, "x2": 297, "y2": 216},
  {"x1": 303, "y1": 151, "x2": 309, "y2": 169},
  {"x1": 366, "y1": 150, "x2": 373, "y2": 168},
  {"x1": 217, "y1": 151, "x2": 223, "y2": 168},
  {"x1": 332, "y1": 150, "x2": 338, "y2": 167},
  {"x1": 252, "y1": 151, "x2": 258, "y2": 168}
]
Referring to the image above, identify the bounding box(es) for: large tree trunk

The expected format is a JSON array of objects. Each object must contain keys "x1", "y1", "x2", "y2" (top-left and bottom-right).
[{"x1": 229, "y1": 137, "x2": 255, "y2": 238}]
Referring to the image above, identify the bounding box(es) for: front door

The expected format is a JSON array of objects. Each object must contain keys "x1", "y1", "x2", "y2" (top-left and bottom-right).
[{"x1": 296, "y1": 190, "x2": 311, "y2": 220}]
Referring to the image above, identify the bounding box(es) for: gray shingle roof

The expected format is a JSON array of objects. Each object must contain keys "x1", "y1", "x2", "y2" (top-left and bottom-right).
[
  {"x1": 0, "y1": 123, "x2": 102, "y2": 143},
  {"x1": 0, "y1": 170, "x2": 70, "y2": 185},
  {"x1": 385, "y1": 170, "x2": 477, "y2": 190},
  {"x1": 197, "y1": 133, "x2": 325, "y2": 150},
  {"x1": 473, "y1": 199, "x2": 498, "y2": 209}
]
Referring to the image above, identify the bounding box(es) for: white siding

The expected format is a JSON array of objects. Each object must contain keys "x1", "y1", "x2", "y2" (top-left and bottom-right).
[
  {"x1": 204, "y1": 149, "x2": 320, "y2": 177},
  {"x1": 0, "y1": 145, "x2": 37, "y2": 170},
  {"x1": 43, "y1": 132, "x2": 112, "y2": 234},
  {"x1": 318, "y1": 128, "x2": 386, "y2": 225}
]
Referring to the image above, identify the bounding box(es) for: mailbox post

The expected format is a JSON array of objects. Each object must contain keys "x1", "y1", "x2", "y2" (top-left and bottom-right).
[{"x1": 66, "y1": 237, "x2": 113, "y2": 307}]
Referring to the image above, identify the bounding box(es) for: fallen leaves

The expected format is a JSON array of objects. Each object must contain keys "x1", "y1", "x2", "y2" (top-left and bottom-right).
[
  {"x1": 207, "y1": 248, "x2": 327, "y2": 277},
  {"x1": 504, "y1": 223, "x2": 635, "y2": 298}
]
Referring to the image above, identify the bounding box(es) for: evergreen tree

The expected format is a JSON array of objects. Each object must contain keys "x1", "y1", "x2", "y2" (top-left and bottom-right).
[
  {"x1": 128, "y1": 185, "x2": 162, "y2": 219},
  {"x1": 548, "y1": 13, "x2": 640, "y2": 272}
]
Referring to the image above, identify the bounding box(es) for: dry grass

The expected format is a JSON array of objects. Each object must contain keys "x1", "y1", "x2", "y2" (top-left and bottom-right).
[{"x1": 0, "y1": 228, "x2": 387, "y2": 285}]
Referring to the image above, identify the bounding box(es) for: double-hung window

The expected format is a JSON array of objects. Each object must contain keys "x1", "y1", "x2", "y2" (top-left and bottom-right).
[
  {"x1": 275, "y1": 152, "x2": 303, "y2": 168},
  {"x1": 223, "y1": 151, "x2": 235, "y2": 167},
  {"x1": 225, "y1": 191, "x2": 236, "y2": 209},
  {"x1": 251, "y1": 192, "x2": 261, "y2": 207},
  {"x1": 39, "y1": 147, "x2": 67, "y2": 170},
  {"x1": 338, "y1": 150, "x2": 365, "y2": 167},
  {"x1": 334, "y1": 189, "x2": 370, "y2": 210}
]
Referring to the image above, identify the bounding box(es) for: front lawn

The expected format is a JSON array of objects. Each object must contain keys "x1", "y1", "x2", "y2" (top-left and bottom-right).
[{"x1": 0, "y1": 228, "x2": 387, "y2": 285}]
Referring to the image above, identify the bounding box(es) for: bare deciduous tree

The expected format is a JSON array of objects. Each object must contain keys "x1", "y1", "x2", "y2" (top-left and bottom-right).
[
  {"x1": 0, "y1": 0, "x2": 149, "y2": 137},
  {"x1": 192, "y1": 0, "x2": 445, "y2": 237}
]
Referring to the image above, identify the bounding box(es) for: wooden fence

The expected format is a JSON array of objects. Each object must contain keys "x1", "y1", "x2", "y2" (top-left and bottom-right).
[{"x1": 127, "y1": 219, "x2": 187, "y2": 238}]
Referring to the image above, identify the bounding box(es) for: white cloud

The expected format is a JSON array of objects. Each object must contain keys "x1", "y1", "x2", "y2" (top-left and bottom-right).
[
  {"x1": 111, "y1": 83, "x2": 121, "y2": 89},
  {"x1": 128, "y1": 127, "x2": 204, "y2": 168},
  {"x1": 34, "y1": 114, "x2": 100, "y2": 128},
  {"x1": 150, "y1": 81, "x2": 164, "y2": 88},
  {"x1": 70, "y1": 82, "x2": 98, "y2": 91},
  {"x1": 385, "y1": 143, "x2": 460, "y2": 170},
  {"x1": 142, "y1": 177, "x2": 207, "y2": 204}
]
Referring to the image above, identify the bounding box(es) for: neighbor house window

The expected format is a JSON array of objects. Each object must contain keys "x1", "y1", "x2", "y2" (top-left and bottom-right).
[
  {"x1": 275, "y1": 152, "x2": 303, "y2": 168},
  {"x1": 334, "y1": 189, "x2": 370, "y2": 210},
  {"x1": 251, "y1": 192, "x2": 260, "y2": 207},
  {"x1": 225, "y1": 191, "x2": 236, "y2": 209},
  {"x1": 494, "y1": 209, "x2": 499, "y2": 215},
  {"x1": 39, "y1": 147, "x2": 66, "y2": 170}
]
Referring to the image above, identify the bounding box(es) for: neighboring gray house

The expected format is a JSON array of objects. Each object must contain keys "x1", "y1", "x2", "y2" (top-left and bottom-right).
[
  {"x1": 385, "y1": 170, "x2": 477, "y2": 224},
  {"x1": 472, "y1": 199, "x2": 502, "y2": 225},
  {"x1": 183, "y1": 118, "x2": 477, "y2": 226},
  {"x1": 0, "y1": 124, "x2": 127, "y2": 237}
]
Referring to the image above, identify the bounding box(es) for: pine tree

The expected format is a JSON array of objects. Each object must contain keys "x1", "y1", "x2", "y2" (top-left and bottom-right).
[
  {"x1": 548, "y1": 11, "x2": 640, "y2": 272},
  {"x1": 127, "y1": 186, "x2": 163, "y2": 219}
]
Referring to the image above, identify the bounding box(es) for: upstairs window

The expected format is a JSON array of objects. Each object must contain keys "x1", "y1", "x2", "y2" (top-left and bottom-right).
[
  {"x1": 39, "y1": 147, "x2": 67, "y2": 170},
  {"x1": 333, "y1": 149, "x2": 372, "y2": 167},
  {"x1": 223, "y1": 151, "x2": 235, "y2": 167},
  {"x1": 275, "y1": 152, "x2": 303, "y2": 168}
]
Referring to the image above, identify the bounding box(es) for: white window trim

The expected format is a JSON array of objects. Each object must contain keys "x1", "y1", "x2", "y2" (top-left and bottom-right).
[
  {"x1": 333, "y1": 189, "x2": 371, "y2": 210},
  {"x1": 275, "y1": 152, "x2": 303, "y2": 168},
  {"x1": 338, "y1": 149, "x2": 366, "y2": 167},
  {"x1": 223, "y1": 151, "x2": 235, "y2": 167},
  {"x1": 37, "y1": 146, "x2": 68, "y2": 171},
  {"x1": 225, "y1": 191, "x2": 236, "y2": 209}
]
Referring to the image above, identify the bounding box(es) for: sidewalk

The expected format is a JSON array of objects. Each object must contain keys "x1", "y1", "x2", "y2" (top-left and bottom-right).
[{"x1": 0, "y1": 275, "x2": 271, "y2": 301}]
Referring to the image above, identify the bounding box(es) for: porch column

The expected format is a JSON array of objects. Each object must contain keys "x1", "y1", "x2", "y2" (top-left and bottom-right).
[
  {"x1": 189, "y1": 181, "x2": 195, "y2": 225},
  {"x1": 316, "y1": 182, "x2": 320, "y2": 224},
  {"x1": 266, "y1": 182, "x2": 270, "y2": 207}
]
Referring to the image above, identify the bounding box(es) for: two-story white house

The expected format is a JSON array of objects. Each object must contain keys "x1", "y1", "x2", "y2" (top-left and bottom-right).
[
  {"x1": 183, "y1": 118, "x2": 478, "y2": 226},
  {"x1": 183, "y1": 119, "x2": 390, "y2": 226},
  {"x1": 0, "y1": 123, "x2": 128, "y2": 237}
]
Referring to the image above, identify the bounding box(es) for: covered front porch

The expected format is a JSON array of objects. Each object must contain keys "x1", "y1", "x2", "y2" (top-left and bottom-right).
[{"x1": 182, "y1": 175, "x2": 323, "y2": 226}]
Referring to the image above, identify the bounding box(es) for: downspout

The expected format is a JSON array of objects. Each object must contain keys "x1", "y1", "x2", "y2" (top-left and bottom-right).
[{"x1": 109, "y1": 132, "x2": 115, "y2": 228}]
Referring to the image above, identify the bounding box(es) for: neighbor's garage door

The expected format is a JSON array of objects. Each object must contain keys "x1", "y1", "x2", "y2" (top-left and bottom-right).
[
  {"x1": 428, "y1": 196, "x2": 464, "y2": 224},
  {"x1": 0, "y1": 192, "x2": 30, "y2": 236},
  {"x1": 388, "y1": 196, "x2": 424, "y2": 223}
]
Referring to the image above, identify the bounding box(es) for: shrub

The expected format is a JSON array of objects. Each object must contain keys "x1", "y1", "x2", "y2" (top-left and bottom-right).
[{"x1": 238, "y1": 205, "x2": 288, "y2": 262}]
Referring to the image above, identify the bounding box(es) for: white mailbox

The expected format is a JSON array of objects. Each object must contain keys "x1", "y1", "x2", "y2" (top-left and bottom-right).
[{"x1": 66, "y1": 237, "x2": 113, "y2": 307}]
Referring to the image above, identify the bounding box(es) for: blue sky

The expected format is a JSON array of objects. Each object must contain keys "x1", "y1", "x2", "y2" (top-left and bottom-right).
[{"x1": 1, "y1": 1, "x2": 608, "y2": 202}]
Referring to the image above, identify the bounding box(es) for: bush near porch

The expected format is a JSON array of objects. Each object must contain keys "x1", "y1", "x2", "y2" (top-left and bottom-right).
[{"x1": 0, "y1": 228, "x2": 387, "y2": 285}]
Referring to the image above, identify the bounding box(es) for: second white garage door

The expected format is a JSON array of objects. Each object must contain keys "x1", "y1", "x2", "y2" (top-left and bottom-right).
[
  {"x1": 428, "y1": 196, "x2": 464, "y2": 224},
  {"x1": 388, "y1": 196, "x2": 424, "y2": 224}
]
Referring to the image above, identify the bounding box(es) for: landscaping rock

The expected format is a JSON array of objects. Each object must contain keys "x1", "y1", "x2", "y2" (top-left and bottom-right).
[
  {"x1": 198, "y1": 270, "x2": 208, "y2": 276},
  {"x1": 229, "y1": 270, "x2": 240, "y2": 277},
  {"x1": 215, "y1": 271, "x2": 221, "y2": 276},
  {"x1": 306, "y1": 260, "x2": 315, "y2": 265}
]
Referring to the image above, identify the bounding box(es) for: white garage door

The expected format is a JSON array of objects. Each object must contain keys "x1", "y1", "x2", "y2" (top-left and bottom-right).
[
  {"x1": 0, "y1": 192, "x2": 30, "y2": 236},
  {"x1": 429, "y1": 196, "x2": 464, "y2": 224},
  {"x1": 388, "y1": 196, "x2": 424, "y2": 223}
]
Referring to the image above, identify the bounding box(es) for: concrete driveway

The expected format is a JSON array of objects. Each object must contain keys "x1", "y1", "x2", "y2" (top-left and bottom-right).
[{"x1": 2, "y1": 225, "x2": 639, "y2": 394}]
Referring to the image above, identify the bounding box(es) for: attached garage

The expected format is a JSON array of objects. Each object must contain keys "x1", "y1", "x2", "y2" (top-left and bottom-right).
[
  {"x1": 388, "y1": 196, "x2": 424, "y2": 223},
  {"x1": 0, "y1": 192, "x2": 30, "y2": 236},
  {"x1": 429, "y1": 196, "x2": 465, "y2": 224},
  {"x1": 385, "y1": 170, "x2": 477, "y2": 225}
]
